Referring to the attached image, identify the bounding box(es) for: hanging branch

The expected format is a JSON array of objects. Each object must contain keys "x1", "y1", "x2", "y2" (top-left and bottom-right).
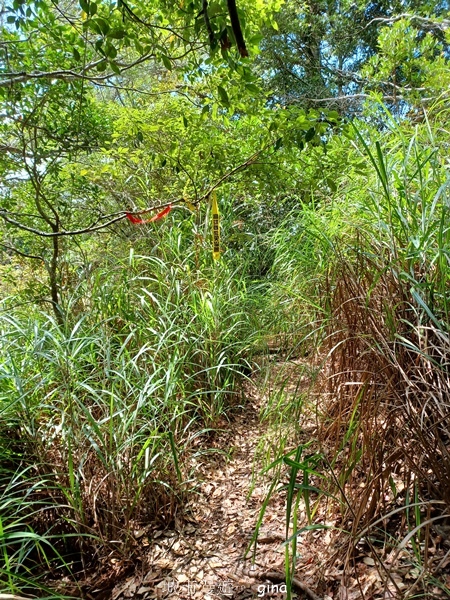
[{"x1": 227, "y1": 0, "x2": 248, "y2": 57}]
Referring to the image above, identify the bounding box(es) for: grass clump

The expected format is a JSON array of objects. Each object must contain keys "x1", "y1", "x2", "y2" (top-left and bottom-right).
[
  {"x1": 254, "y1": 107, "x2": 450, "y2": 596},
  {"x1": 0, "y1": 235, "x2": 262, "y2": 595}
]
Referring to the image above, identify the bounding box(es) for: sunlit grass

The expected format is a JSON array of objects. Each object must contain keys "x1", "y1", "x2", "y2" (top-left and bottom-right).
[
  {"x1": 0, "y1": 238, "x2": 263, "y2": 594},
  {"x1": 253, "y1": 106, "x2": 450, "y2": 596}
]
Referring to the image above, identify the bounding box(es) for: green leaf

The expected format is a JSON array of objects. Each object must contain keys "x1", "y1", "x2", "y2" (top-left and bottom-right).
[
  {"x1": 248, "y1": 33, "x2": 263, "y2": 47},
  {"x1": 283, "y1": 456, "x2": 320, "y2": 475},
  {"x1": 352, "y1": 123, "x2": 390, "y2": 199},
  {"x1": 96, "y1": 59, "x2": 108, "y2": 71},
  {"x1": 375, "y1": 141, "x2": 389, "y2": 191},
  {"x1": 109, "y1": 29, "x2": 127, "y2": 39},
  {"x1": 285, "y1": 524, "x2": 331, "y2": 545},
  {"x1": 245, "y1": 83, "x2": 260, "y2": 95},
  {"x1": 89, "y1": 1, "x2": 97, "y2": 15},
  {"x1": 72, "y1": 47, "x2": 81, "y2": 61},
  {"x1": 217, "y1": 85, "x2": 229, "y2": 105},
  {"x1": 327, "y1": 110, "x2": 340, "y2": 121},
  {"x1": 104, "y1": 42, "x2": 117, "y2": 58},
  {"x1": 305, "y1": 127, "x2": 316, "y2": 142},
  {"x1": 161, "y1": 54, "x2": 172, "y2": 70},
  {"x1": 88, "y1": 20, "x2": 101, "y2": 34},
  {"x1": 95, "y1": 17, "x2": 110, "y2": 35},
  {"x1": 182, "y1": 115, "x2": 188, "y2": 128},
  {"x1": 79, "y1": 0, "x2": 90, "y2": 13},
  {"x1": 326, "y1": 178, "x2": 337, "y2": 193},
  {"x1": 134, "y1": 39, "x2": 144, "y2": 54},
  {"x1": 200, "y1": 104, "x2": 210, "y2": 120},
  {"x1": 410, "y1": 288, "x2": 442, "y2": 328}
]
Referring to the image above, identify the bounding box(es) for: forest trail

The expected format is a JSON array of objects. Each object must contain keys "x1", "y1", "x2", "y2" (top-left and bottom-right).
[{"x1": 110, "y1": 362, "x2": 315, "y2": 600}]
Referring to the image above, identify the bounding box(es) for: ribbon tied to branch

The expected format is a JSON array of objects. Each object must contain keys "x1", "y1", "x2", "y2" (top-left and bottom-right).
[{"x1": 125, "y1": 204, "x2": 172, "y2": 224}]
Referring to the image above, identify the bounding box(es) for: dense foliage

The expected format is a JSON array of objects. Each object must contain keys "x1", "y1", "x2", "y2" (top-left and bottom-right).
[{"x1": 1, "y1": 0, "x2": 450, "y2": 597}]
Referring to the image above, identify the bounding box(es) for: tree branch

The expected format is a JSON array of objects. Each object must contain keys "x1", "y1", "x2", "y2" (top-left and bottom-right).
[
  {"x1": 119, "y1": 0, "x2": 191, "y2": 42},
  {"x1": 366, "y1": 14, "x2": 450, "y2": 33},
  {"x1": 0, "y1": 58, "x2": 151, "y2": 88},
  {"x1": 0, "y1": 144, "x2": 270, "y2": 237},
  {"x1": 0, "y1": 243, "x2": 45, "y2": 261},
  {"x1": 0, "y1": 209, "x2": 126, "y2": 237},
  {"x1": 0, "y1": 42, "x2": 203, "y2": 88},
  {"x1": 0, "y1": 144, "x2": 24, "y2": 155},
  {"x1": 227, "y1": 0, "x2": 248, "y2": 57},
  {"x1": 202, "y1": 0, "x2": 216, "y2": 49},
  {"x1": 198, "y1": 147, "x2": 263, "y2": 201}
]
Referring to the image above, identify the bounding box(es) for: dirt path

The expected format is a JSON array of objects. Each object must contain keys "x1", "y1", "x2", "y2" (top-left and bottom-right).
[
  {"x1": 107, "y1": 358, "x2": 450, "y2": 600},
  {"x1": 111, "y1": 378, "x2": 308, "y2": 600}
]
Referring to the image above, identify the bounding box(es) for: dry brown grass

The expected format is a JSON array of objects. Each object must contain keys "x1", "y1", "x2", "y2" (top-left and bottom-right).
[{"x1": 316, "y1": 251, "x2": 450, "y2": 591}]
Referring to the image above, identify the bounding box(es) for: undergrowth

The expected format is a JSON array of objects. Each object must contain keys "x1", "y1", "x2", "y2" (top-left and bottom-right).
[
  {"x1": 254, "y1": 106, "x2": 450, "y2": 597},
  {"x1": 0, "y1": 232, "x2": 265, "y2": 596},
  {"x1": 2, "y1": 104, "x2": 450, "y2": 598}
]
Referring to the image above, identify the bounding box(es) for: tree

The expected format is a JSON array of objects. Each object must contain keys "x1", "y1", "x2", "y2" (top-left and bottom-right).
[
  {"x1": 0, "y1": 0, "x2": 277, "y2": 318},
  {"x1": 0, "y1": 79, "x2": 113, "y2": 321},
  {"x1": 1, "y1": 0, "x2": 344, "y2": 322},
  {"x1": 255, "y1": 0, "x2": 450, "y2": 113},
  {"x1": 0, "y1": 0, "x2": 282, "y2": 90}
]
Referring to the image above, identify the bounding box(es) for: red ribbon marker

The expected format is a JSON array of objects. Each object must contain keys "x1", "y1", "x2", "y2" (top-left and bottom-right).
[
  {"x1": 126, "y1": 204, "x2": 172, "y2": 224},
  {"x1": 126, "y1": 212, "x2": 146, "y2": 224}
]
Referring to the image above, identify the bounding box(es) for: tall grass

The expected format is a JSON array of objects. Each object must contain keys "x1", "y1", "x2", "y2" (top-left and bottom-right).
[
  {"x1": 0, "y1": 228, "x2": 262, "y2": 594},
  {"x1": 323, "y1": 116, "x2": 450, "y2": 507},
  {"x1": 257, "y1": 107, "x2": 450, "y2": 595}
]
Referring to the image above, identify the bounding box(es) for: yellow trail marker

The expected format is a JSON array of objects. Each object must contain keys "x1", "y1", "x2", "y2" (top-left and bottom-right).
[{"x1": 211, "y1": 192, "x2": 220, "y2": 260}]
